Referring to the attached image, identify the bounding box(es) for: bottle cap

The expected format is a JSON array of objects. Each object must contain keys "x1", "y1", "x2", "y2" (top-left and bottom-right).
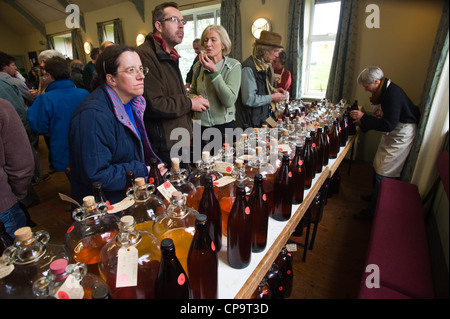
[
  {"x1": 161, "y1": 238, "x2": 174, "y2": 249},
  {"x1": 171, "y1": 157, "x2": 180, "y2": 170},
  {"x1": 92, "y1": 286, "x2": 111, "y2": 299},
  {"x1": 49, "y1": 259, "x2": 68, "y2": 275},
  {"x1": 150, "y1": 157, "x2": 158, "y2": 164},
  {"x1": 235, "y1": 159, "x2": 244, "y2": 168},
  {"x1": 120, "y1": 215, "x2": 135, "y2": 227},
  {"x1": 82, "y1": 196, "x2": 95, "y2": 207},
  {"x1": 196, "y1": 214, "x2": 207, "y2": 223},
  {"x1": 172, "y1": 191, "x2": 183, "y2": 200},
  {"x1": 135, "y1": 177, "x2": 145, "y2": 186},
  {"x1": 254, "y1": 174, "x2": 263, "y2": 181},
  {"x1": 14, "y1": 227, "x2": 32, "y2": 241},
  {"x1": 202, "y1": 151, "x2": 210, "y2": 162}
]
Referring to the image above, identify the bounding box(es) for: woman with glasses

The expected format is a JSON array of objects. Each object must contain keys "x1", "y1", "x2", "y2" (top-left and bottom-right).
[{"x1": 69, "y1": 44, "x2": 166, "y2": 207}]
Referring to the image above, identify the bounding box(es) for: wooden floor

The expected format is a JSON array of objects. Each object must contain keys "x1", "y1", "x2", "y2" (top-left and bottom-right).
[{"x1": 27, "y1": 136, "x2": 373, "y2": 299}]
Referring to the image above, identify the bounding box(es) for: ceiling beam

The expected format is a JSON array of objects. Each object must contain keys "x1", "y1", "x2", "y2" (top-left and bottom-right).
[
  {"x1": 3, "y1": 0, "x2": 46, "y2": 36},
  {"x1": 56, "y1": 0, "x2": 86, "y2": 32},
  {"x1": 130, "y1": 0, "x2": 145, "y2": 23}
]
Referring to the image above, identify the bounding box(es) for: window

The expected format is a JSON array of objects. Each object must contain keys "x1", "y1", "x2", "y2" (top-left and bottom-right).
[
  {"x1": 100, "y1": 23, "x2": 115, "y2": 43},
  {"x1": 53, "y1": 33, "x2": 73, "y2": 59},
  {"x1": 177, "y1": 5, "x2": 221, "y2": 84},
  {"x1": 303, "y1": 1, "x2": 341, "y2": 98}
]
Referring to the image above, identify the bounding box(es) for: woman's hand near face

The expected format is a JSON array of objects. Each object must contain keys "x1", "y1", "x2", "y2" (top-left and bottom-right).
[{"x1": 199, "y1": 53, "x2": 218, "y2": 73}]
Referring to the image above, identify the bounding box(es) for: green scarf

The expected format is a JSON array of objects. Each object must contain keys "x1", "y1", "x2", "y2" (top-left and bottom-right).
[{"x1": 252, "y1": 48, "x2": 278, "y2": 114}]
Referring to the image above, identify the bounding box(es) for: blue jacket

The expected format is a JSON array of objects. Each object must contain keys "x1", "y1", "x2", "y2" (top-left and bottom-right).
[
  {"x1": 69, "y1": 85, "x2": 160, "y2": 206},
  {"x1": 26, "y1": 79, "x2": 89, "y2": 171}
]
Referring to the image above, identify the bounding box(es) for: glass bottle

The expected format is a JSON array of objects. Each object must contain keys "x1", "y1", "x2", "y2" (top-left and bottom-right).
[
  {"x1": 272, "y1": 154, "x2": 293, "y2": 221},
  {"x1": 290, "y1": 145, "x2": 305, "y2": 205},
  {"x1": 315, "y1": 127, "x2": 324, "y2": 173},
  {"x1": 98, "y1": 215, "x2": 161, "y2": 299},
  {"x1": 187, "y1": 214, "x2": 218, "y2": 299},
  {"x1": 65, "y1": 196, "x2": 120, "y2": 276},
  {"x1": 32, "y1": 258, "x2": 109, "y2": 299},
  {"x1": 197, "y1": 175, "x2": 222, "y2": 251},
  {"x1": 217, "y1": 159, "x2": 253, "y2": 237},
  {"x1": 340, "y1": 111, "x2": 349, "y2": 146},
  {"x1": 125, "y1": 177, "x2": 166, "y2": 234},
  {"x1": 92, "y1": 181, "x2": 110, "y2": 211},
  {"x1": 154, "y1": 238, "x2": 191, "y2": 299},
  {"x1": 166, "y1": 157, "x2": 198, "y2": 210},
  {"x1": 309, "y1": 130, "x2": 318, "y2": 179},
  {"x1": 348, "y1": 100, "x2": 358, "y2": 135},
  {"x1": 248, "y1": 174, "x2": 269, "y2": 253},
  {"x1": 227, "y1": 184, "x2": 252, "y2": 269},
  {"x1": 0, "y1": 227, "x2": 69, "y2": 298},
  {"x1": 329, "y1": 119, "x2": 340, "y2": 159},
  {"x1": 322, "y1": 125, "x2": 330, "y2": 166},
  {"x1": 124, "y1": 169, "x2": 135, "y2": 198},
  {"x1": 0, "y1": 219, "x2": 13, "y2": 255},
  {"x1": 152, "y1": 191, "x2": 198, "y2": 274},
  {"x1": 148, "y1": 157, "x2": 165, "y2": 200},
  {"x1": 275, "y1": 247, "x2": 294, "y2": 299},
  {"x1": 303, "y1": 136, "x2": 314, "y2": 190},
  {"x1": 251, "y1": 279, "x2": 272, "y2": 299}
]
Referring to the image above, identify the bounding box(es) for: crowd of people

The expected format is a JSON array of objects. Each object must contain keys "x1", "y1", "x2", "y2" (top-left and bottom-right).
[{"x1": 0, "y1": 1, "x2": 419, "y2": 238}]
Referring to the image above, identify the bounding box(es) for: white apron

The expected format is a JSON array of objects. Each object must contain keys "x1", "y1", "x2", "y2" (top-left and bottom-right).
[{"x1": 373, "y1": 122, "x2": 417, "y2": 177}]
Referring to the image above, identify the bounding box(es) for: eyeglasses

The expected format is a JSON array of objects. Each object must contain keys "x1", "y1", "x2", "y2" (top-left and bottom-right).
[
  {"x1": 159, "y1": 16, "x2": 186, "y2": 25},
  {"x1": 116, "y1": 66, "x2": 149, "y2": 76}
]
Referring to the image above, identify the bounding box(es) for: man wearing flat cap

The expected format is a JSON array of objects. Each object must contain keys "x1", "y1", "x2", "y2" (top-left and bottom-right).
[{"x1": 236, "y1": 31, "x2": 286, "y2": 128}]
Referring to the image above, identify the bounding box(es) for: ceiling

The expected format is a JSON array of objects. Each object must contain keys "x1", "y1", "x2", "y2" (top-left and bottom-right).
[{"x1": 0, "y1": 0, "x2": 129, "y2": 35}]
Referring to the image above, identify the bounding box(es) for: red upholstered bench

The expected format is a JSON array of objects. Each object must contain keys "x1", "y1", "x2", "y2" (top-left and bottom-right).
[{"x1": 358, "y1": 178, "x2": 434, "y2": 299}]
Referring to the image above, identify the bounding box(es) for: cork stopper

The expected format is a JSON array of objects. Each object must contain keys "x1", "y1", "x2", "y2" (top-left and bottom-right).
[
  {"x1": 241, "y1": 133, "x2": 248, "y2": 141},
  {"x1": 282, "y1": 129, "x2": 289, "y2": 137},
  {"x1": 202, "y1": 151, "x2": 210, "y2": 162},
  {"x1": 235, "y1": 159, "x2": 244, "y2": 168},
  {"x1": 120, "y1": 215, "x2": 135, "y2": 227},
  {"x1": 171, "y1": 157, "x2": 180, "y2": 170},
  {"x1": 14, "y1": 227, "x2": 32, "y2": 242},
  {"x1": 172, "y1": 191, "x2": 183, "y2": 200},
  {"x1": 82, "y1": 196, "x2": 95, "y2": 207},
  {"x1": 261, "y1": 124, "x2": 268, "y2": 129},
  {"x1": 289, "y1": 124, "x2": 295, "y2": 131},
  {"x1": 49, "y1": 259, "x2": 68, "y2": 275},
  {"x1": 135, "y1": 177, "x2": 146, "y2": 187},
  {"x1": 255, "y1": 146, "x2": 263, "y2": 155},
  {"x1": 253, "y1": 128, "x2": 259, "y2": 134}
]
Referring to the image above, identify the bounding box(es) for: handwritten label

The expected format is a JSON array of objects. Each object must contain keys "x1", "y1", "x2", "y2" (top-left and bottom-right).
[{"x1": 116, "y1": 246, "x2": 138, "y2": 288}]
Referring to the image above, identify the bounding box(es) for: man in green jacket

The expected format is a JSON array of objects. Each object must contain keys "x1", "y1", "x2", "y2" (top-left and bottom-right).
[{"x1": 136, "y1": 2, "x2": 209, "y2": 167}]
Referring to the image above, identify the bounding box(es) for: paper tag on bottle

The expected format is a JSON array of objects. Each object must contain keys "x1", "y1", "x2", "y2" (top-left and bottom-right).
[
  {"x1": 265, "y1": 117, "x2": 278, "y2": 128},
  {"x1": 237, "y1": 154, "x2": 256, "y2": 162},
  {"x1": 285, "y1": 244, "x2": 298, "y2": 252},
  {"x1": 55, "y1": 274, "x2": 84, "y2": 299},
  {"x1": 116, "y1": 246, "x2": 138, "y2": 288},
  {"x1": 213, "y1": 176, "x2": 236, "y2": 188},
  {"x1": 157, "y1": 181, "x2": 178, "y2": 202},
  {"x1": 278, "y1": 144, "x2": 292, "y2": 154},
  {"x1": 108, "y1": 197, "x2": 135, "y2": 215},
  {"x1": 214, "y1": 161, "x2": 234, "y2": 174},
  {"x1": 0, "y1": 258, "x2": 14, "y2": 280}
]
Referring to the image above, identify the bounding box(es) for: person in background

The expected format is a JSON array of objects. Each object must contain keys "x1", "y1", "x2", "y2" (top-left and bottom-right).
[
  {"x1": 350, "y1": 66, "x2": 420, "y2": 220},
  {"x1": 27, "y1": 57, "x2": 89, "y2": 178},
  {"x1": 136, "y1": 1, "x2": 210, "y2": 167},
  {"x1": 236, "y1": 31, "x2": 286, "y2": 128},
  {"x1": 185, "y1": 38, "x2": 202, "y2": 90},
  {"x1": 69, "y1": 44, "x2": 166, "y2": 206},
  {"x1": 0, "y1": 98, "x2": 35, "y2": 238},
  {"x1": 29, "y1": 49, "x2": 65, "y2": 99},
  {"x1": 189, "y1": 25, "x2": 241, "y2": 147},
  {"x1": 0, "y1": 51, "x2": 35, "y2": 105},
  {"x1": 272, "y1": 50, "x2": 292, "y2": 94},
  {"x1": 83, "y1": 48, "x2": 100, "y2": 91},
  {"x1": 70, "y1": 59, "x2": 85, "y2": 89}
]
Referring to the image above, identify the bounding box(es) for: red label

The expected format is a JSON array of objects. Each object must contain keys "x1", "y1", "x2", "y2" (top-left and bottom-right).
[
  {"x1": 57, "y1": 291, "x2": 69, "y2": 299},
  {"x1": 278, "y1": 148, "x2": 283, "y2": 152},
  {"x1": 213, "y1": 181, "x2": 219, "y2": 186},
  {"x1": 226, "y1": 166, "x2": 232, "y2": 173},
  {"x1": 149, "y1": 177, "x2": 155, "y2": 184},
  {"x1": 177, "y1": 273, "x2": 185, "y2": 286},
  {"x1": 163, "y1": 181, "x2": 171, "y2": 188},
  {"x1": 245, "y1": 207, "x2": 251, "y2": 215},
  {"x1": 262, "y1": 194, "x2": 267, "y2": 201},
  {"x1": 211, "y1": 174, "x2": 216, "y2": 180},
  {"x1": 67, "y1": 225, "x2": 74, "y2": 234},
  {"x1": 298, "y1": 160, "x2": 303, "y2": 166},
  {"x1": 278, "y1": 286, "x2": 284, "y2": 291},
  {"x1": 287, "y1": 270, "x2": 292, "y2": 275},
  {"x1": 288, "y1": 172, "x2": 292, "y2": 178},
  {"x1": 312, "y1": 143, "x2": 316, "y2": 148},
  {"x1": 211, "y1": 241, "x2": 216, "y2": 252}
]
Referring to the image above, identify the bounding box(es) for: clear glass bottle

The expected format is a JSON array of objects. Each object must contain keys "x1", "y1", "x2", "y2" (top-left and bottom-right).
[
  {"x1": 152, "y1": 191, "x2": 198, "y2": 274},
  {"x1": 65, "y1": 196, "x2": 119, "y2": 276},
  {"x1": 125, "y1": 177, "x2": 166, "y2": 234},
  {"x1": 0, "y1": 227, "x2": 69, "y2": 298},
  {"x1": 32, "y1": 258, "x2": 109, "y2": 299},
  {"x1": 166, "y1": 157, "x2": 198, "y2": 210},
  {"x1": 98, "y1": 215, "x2": 161, "y2": 299},
  {"x1": 187, "y1": 214, "x2": 218, "y2": 299},
  {"x1": 154, "y1": 238, "x2": 190, "y2": 299}
]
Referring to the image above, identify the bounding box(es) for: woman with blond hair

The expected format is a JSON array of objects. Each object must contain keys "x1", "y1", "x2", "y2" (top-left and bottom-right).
[{"x1": 189, "y1": 24, "x2": 242, "y2": 146}]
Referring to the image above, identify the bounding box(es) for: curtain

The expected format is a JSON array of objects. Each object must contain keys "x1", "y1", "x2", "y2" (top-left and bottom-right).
[
  {"x1": 220, "y1": 0, "x2": 242, "y2": 61},
  {"x1": 325, "y1": 0, "x2": 358, "y2": 103},
  {"x1": 97, "y1": 22, "x2": 105, "y2": 46},
  {"x1": 401, "y1": 0, "x2": 449, "y2": 182},
  {"x1": 71, "y1": 29, "x2": 86, "y2": 64},
  {"x1": 113, "y1": 19, "x2": 124, "y2": 45},
  {"x1": 46, "y1": 35, "x2": 55, "y2": 50},
  {"x1": 285, "y1": 0, "x2": 305, "y2": 100}
]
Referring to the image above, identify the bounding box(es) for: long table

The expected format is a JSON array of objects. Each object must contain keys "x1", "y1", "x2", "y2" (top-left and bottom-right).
[{"x1": 217, "y1": 134, "x2": 357, "y2": 299}]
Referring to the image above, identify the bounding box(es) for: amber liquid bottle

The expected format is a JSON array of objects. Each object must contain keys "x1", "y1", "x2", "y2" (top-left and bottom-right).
[
  {"x1": 155, "y1": 238, "x2": 191, "y2": 299},
  {"x1": 329, "y1": 119, "x2": 340, "y2": 159},
  {"x1": 227, "y1": 184, "x2": 252, "y2": 269},
  {"x1": 303, "y1": 136, "x2": 314, "y2": 190},
  {"x1": 148, "y1": 157, "x2": 165, "y2": 199},
  {"x1": 309, "y1": 130, "x2": 318, "y2": 178},
  {"x1": 248, "y1": 174, "x2": 270, "y2": 253},
  {"x1": 187, "y1": 214, "x2": 218, "y2": 299},
  {"x1": 315, "y1": 127, "x2": 324, "y2": 173},
  {"x1": 272, "y1": 154, "x2": 293, "y2": 221},
  {"x1": 197, "y1": 175, "x2": 222, "y2": 252},
  {"x1": 348, "y1": 100, "x2": 358, "y2": 135},
  {"x1": 322, "y1": 125, "x2": 330, "y2": 166},
  {"x1": 290, "y1": 145, "x2": 305, "y2": 205},
  {"x1": 124, "y1": 169, "x2": 135, "y2": 198}
]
